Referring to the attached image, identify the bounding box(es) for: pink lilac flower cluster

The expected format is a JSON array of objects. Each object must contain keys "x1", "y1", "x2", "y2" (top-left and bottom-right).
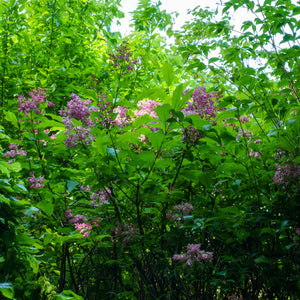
[
  {"x1": 134, "y1": 100, "x2": 160, "y2": 119},
  {"x1": 111, "y1": 222, "x2": 138, "y2": 244},
  {"x1": 172, "y1": 243, "x2": 213, "y2": 267},
  {"x1": 90, "y1": 189, "x2": 111, "y2": 207},
  {"x1": 28, "y1": 172, "x2": 45, "y2": 189},
  {"x1": 182, "y1": 125, "x2": 204, "y2": 144},
  {"x1": 109, "y1": 42, "x2": 138, "y2": 72},
  {"x1": 167, "y1": 202, "x2": 194, "y2": 222},
  {"x1": 236, "y1": 129, "x2": 253, "y2": 141},
  {"x1": 113, "y1": 106, "x2": 131, "y2": 127},
  {"x1": 181, "y1": 86, "x2": 224, "y2": 120},
  {"x1": 239, "y1": 116, "x2": 249, "y2": 124},
  {"x1": 80, "y1": 185, "x2": 91, "y2": 191},
  {"x1": 59, "y1": 94, "x2": 96, "y2": 148},
  {"x1": 65, "y1": 209, "x2": 101, "y2": 238},
  {"x1": 134, "y1": 99, "x2": 161, "y2": 132},
  {"x1": 75, "y1": 223, "x2": 92, "y2": 238},
  {"x1": 273, "y1": 161, "x2": 300, "y2": 187},
  {"x1": 4, "y1": 143, "x2": 27, "y2": 158},
  {"x1": 18, "y1": 88, "x2": 54, "y2": 115},
  {"x1": 249, "y1": 149, "x2": 261, "y2": 158}
]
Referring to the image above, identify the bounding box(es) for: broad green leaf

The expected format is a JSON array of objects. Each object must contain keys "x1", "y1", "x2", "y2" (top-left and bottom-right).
[
  {"x1": 161, "y1": 62, "x2": 174, "y2": 86},
  {"x1": 55, "y1": 290, "x2": 84, "y2": 300},
  {"x1": 0, "y1": 163, "x2": 10, "y2": 178},
  {"x1": 4, "y1": 111, "x2": 18, "y2": 128},
  {"x1": 67, "y1": 180, "x2": 79, "y2": 192},
  {"x1": 155, "y1": 104, "x2": 171, "y2": 123},
  {"x1": 37, "y1": 199, "x2": 54, "y2": 217},
  {"x1": 27, "y1": 255, "x2": 39, "y2": 274},
  {"x1": 0, "y1": 283, "x2": 14, "y2": 299}
]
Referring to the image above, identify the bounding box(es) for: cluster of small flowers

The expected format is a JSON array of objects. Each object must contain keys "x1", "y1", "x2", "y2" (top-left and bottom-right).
[
  {"x1": 28, "y1": 172, "x2": 45, "y2": 189},
  {"x1": 111, "y1": 222, "x2": 138, "y2": 244},
  {"x1": 273, "y1": 161, "x2": 300, "y2": 187},
  {"x1": 113, "y1": 106, "x2": 131, "y2": 127},
  {"x1": 134, "y1": 99, "x2": 161, "y2": 133},
  {"x1": 134, "y1": 100, "x2": 160, "y2": 119},
  {"x1": 4, "y1": 143, "x2": 27, "y2": 158},
  {"x1": 181, "y1": 125, "x2": 203, "y2": 144},
  {"x1": 249, "y1": 149, "x2": 261, "y2": 158},
  {"x1": 80, "y1": 185, "x2": 91, "y2": 191},
  {"x1": 230, "y1": 294, "x2": 243, "y2": 300},
  {"x1": 65, "y1": 210, "x2": 101, "y2": 238},
  {"x1": 239, "y1": 116, "x2": 249, "y2": 124},
  {"x1": 223, "y1": 118, "x2": 237, "y2": 129},
  {"x1": 182, "y1": 86, "x2": 224, "y2": 120},
  {"x1": 18, "y1": 88, "x2": 54, "y2": 115},
  {"x1": 109, "y1": 42, "x2": 138, "y2": 72},
  {"x1": 166, "y1": 202, "x2": 194, "y2": 222},
  {"x1": 172, "y1": 243, "x2": 213, "y2": 267},
  {"x1": 236, "y1": 129, "x2": 253, "y2": 141},
  {"x1": 95, "y1": 92, "x2": 113, "y2": 128},
  {"x1": 90, "y1": 189, "x2": 111, "y2": 207},
  {"x1": 59, "y1": 94, "x2": 96, "y2": 148},
  {"x1": 75, "y1": 223, "x2": 92, "y2": 238}
]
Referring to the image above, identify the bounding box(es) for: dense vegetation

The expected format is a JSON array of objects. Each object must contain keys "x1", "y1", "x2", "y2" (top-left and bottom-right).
[{"x1": 0, "y1": 0, "x2": 299, "y2": 299}]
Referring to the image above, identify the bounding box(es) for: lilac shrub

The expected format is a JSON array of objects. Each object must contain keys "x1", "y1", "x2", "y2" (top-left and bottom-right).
[
  {"x1": 4, "y1": 143, "x2": 27, "y2": 158},
  {"x1": 172, "y1": 243, "x2": 213, "y2": 267},
  {"x1": 28, "y1": 172, "x2": 45, "y2": 189},
  {"x1": 18, "y1": 87, "x2": 54, "y2": 115},
  {"x1": 59, "y1": 94, "x2": 96, "y2": 148},
  {"x1": 182, "y1": 86, "x2": 224, "y2": 119},
  {"x1": 109, "y1": 41, "x2": 138, "y2": 72}
]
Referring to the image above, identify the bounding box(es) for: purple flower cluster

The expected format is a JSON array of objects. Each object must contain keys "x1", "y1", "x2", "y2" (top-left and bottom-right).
[
  {"x1": 181, "y1": 125, "x2": 203, "y2": 144},
  {"x1": 75, "y1": 222, "x2": 92, "y2": 238},
  {"x1": 113, "y1": 106, "x2": 131, "y2": 127},
  {"x1": 134, "y1": 100, "x2": 160, "y2": 119},
  {"x1": 4, "y1": 143, "x2": 27, "y2": 158},
  {"x1": 167, "y1": 202, "x2": 194, "y2": 222},
  {"x1": 59, "y1": 94, "x2": 96, "y2": 148},
  {"x1": 18, "y1": 88, "x2": 54, "y2": 115},
  {"x1": 109, "y1": 42, "x2": 138, "y2": 72},
  {"x1": 95, "y1": 92, "x2": 113, "y2": 128},
  {"x1": 111, "y1": 222, "x2": 138, "y2": 244},
  {"x1": 65, "y1": 209, "x2": 101, "y2": 238},
  {"x1": 90, "y1": 189, "x2": 111, "y2": 207},
  {"x1": 273, "y1": 161, "x2": 300, "y2": 187},
  {"x1": 182, "y1": 86, "x2": 224, "y2": 120},
  {"x1": 28, "y1": 172, "x2": 45, "y2": 189},
  {"x1": 172, "y1": 243, "x2": 213, "y2": 267}
]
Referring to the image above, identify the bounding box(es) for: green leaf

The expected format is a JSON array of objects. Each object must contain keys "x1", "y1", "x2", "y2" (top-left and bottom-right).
[
  {"x1": 27, "y1": 255, "x2": 39, "y2": 274},
  {"x1": 155, "y1": 104, "x2": 171, "y2": 123},
  {"x1": 37, "y1": 199, "x2": 54, "y2": 217},
  {"x1": 0, "y1": 163, "x2": 10, "y2": 178},
  {"x1": 254, "y1": 255, "x2": 273, "y2": 264},
  {"x1": 55, "y1": 290, "x2": 84, "y2": 300},
  {"x1": 0, "y1": 282, "x2": 14, "y2": 299},
  {"x1": 37, "y1": 120, "x2": 64, "y2": 129},
  {"x1": 4, "y1": 111, "x2": 18, "y2": 128},
  {"x1": 161, "y1": 62, "x2": 174, "y2": 86},
  {"x1": 67, "y1": 180, "x2": 79, "y2": 192}
]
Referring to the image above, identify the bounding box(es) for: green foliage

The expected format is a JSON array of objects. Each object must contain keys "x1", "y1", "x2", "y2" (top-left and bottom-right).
[{"x1": 0, "y1": 0, "x2": 299, "y2": 299}]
